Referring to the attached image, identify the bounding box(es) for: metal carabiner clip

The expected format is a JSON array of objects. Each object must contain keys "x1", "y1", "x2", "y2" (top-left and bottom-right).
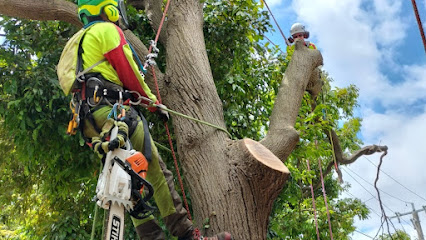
[{"x1": 126, "y1": 90, "x2": 153, "y2": 108}]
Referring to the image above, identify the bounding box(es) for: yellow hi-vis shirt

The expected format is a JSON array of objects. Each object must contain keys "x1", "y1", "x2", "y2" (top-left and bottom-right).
[
  {"x1": 285, "y1": 41, "x2": 317, "y2": 66},
  {"x1": 58, "y1": 21, "x2": 157, "y2": 105}
]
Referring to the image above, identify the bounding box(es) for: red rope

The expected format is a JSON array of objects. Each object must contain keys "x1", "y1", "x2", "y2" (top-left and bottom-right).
[
  {"x1": 261, "y1": 0, "x2": 290, "y2": 46},
  {"x1": 318, "y1": 158, "x2": 334, "y2": 240},
  {"x1": 147, "y1": 0, "x2": 172, "y2": 56},
  {"x1": 164, "y1": 121, "x2": 192, "y2": 221},
  {"x1": 306, "y1": 159, "x2": 321, "y2": 240},
  {"x1": 411, "y1": 0, "x2": 426, "y2": 53},
  {"x1": 145, "y1": 0, "x2": 193, "y2": 222}
]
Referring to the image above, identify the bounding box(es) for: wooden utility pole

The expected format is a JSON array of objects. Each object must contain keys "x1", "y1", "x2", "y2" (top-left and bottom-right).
[{"x1": 390, "y1": 203, "x2": 426, "y2": 240}]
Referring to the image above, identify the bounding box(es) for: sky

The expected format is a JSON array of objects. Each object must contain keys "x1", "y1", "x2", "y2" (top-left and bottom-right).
[
  {"x1": 263, "y1": 0, "x2": 426, "y2": 239},
  {"x1": 0, "y1": 1, "x2": 425, "y2": 239}
]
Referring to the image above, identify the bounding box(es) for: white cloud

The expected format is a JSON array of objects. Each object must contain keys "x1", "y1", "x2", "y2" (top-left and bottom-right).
[
  {"x1": 285, "y1": 1, "x2": 426, "y2": 239},
  {"x1": 289, "y1": 0, "x2": 410, "y2": 105},
  {"x1": 379, "y1": 64, "x2": 426, "y2": 109},
  {"x1": 291, "y1": 0, "x2": 383, "y2": 95},
  {"x1": 348, "y1": 108, "x2": 426, "y2": 239}
]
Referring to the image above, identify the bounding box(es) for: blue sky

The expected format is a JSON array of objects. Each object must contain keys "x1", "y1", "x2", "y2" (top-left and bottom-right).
[
  {"x1": 1, "y1": 1, "x2": 425, "y2": 238},
  {"x1": 263, "y1": 0, "x2": 426, "y2": 239}
]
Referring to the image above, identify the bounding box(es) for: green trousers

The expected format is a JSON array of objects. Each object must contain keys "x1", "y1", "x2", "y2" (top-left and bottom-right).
[{"x1": 83, "y1": 105, "x2": 193, "y2": 239}]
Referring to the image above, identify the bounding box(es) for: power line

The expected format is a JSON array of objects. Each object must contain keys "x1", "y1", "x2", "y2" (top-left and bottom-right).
[
  {"x1": 346, "y1": 191, "x2": 382, "y2": 218},
  {"x1": 364, "y1": 156, "x2": 426, "y2": 202},
  {"x1": 343, "y1": 168, "x2": 413, "y2": 227},
  {"x1": 344, "y1": 166, "x2": 411, "y2": 204},
  {"x1": 263, "y1": 35, "x2": 286, "y2": 55},
  {"x1": 343, "y1": 169, "x2": 403, "y2": 216},
  {"x1": 353, "y1": 229, "x2": 374, "y2": 239}
]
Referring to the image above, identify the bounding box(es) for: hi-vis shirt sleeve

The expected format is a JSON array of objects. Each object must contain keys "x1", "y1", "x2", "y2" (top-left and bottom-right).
[
  {"x1": 85, "y1": 22, "x2": 157, "y2": 103},
  {"x1": 285, "y1": 42, "x2": 317, "y2": 66}
]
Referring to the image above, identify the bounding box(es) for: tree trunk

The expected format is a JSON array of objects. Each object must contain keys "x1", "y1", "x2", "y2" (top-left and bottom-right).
[{"x1": 0, "y1": 0, "x2": 387, "y2": 239}]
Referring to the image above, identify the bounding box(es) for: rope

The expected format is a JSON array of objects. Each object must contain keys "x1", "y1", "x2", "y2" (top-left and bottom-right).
[
  {"x1": 90, "y1": 198, "x2": 99, "y2": 240},
  {"x1": 153, "y1": 103, "x2": 233, "y2": 139},
  {"x1": 144, "y1": 0, "x2": 194, "y2": 222},
  {"x1": 306, "y1": 159, "x2": 321, "y2": 240},
  {"x1": 328, "y1": 129, "x2": 339, "y2": 171},
  {"x1": 90, "y1": 162, "x2": 103, "y2": 240},
  {"x1": 317, "y1": 157, "x2": 334, "y2": 240},
  {"x1": 164, "y1": 122, "x2": 192, "y2": 221},
  {"x1": 411, "y1": 0, "x2": 426, "y2": 53},
  {"x1": 261, "y1": 0, "x2": 291, "y2": 46},
  {"x1": 321, "y1": 91, "x2": 339, "y2": 171}
]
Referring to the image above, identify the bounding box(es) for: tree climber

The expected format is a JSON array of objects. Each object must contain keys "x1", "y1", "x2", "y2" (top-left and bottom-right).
[
  {"x1": 285, "y1": 22, "x2": 317, "y2": 64},
  {"x1": 285, "y1": 22, "x2": 322, "y2": 110},
  {"x1": 56, "y1": 0, "x2": 232, "y2": 239}
]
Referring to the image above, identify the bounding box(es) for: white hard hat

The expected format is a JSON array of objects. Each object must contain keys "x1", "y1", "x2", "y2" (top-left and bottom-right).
[{"x1": 290, "y1": 23, "x2": 307, "y2": 36}]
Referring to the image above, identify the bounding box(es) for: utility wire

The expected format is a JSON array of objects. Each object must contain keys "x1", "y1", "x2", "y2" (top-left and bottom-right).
[
  {"x1": 353, "y1": 229, "x2": 374, "y2": 239},
  {"x1": 263, "y1": 35, "x2": 286, "y2": 55},
  {"x1": 344, "y1": 166, "x2": 411, "y2": 204},
  {"x1": 346, "y1": 191, "x2": 382, "y2": 218},
  {"x1": 343, "y1": 168, "x2": 402, "y2": 216},
  {"x1": 345, "y1": 179, "x2": 412, "y2": 238},
  {"x1": 343, "y1": 168, "x2": 413, "y2": 231},
  {"x1": 364, "y1": 156, "x2": 426, "y2": 202}
]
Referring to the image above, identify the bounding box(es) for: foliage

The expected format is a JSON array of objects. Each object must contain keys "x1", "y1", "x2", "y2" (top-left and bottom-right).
[
  {"x1": 0, "y1": 0, "x2": 376, "y2": 239},
  {"x1": 267, "y1": 75, "x2": 370, "y2": 239},
  {"x1": 204, "y1": 0, "x2": 283, "y2": 140},
  {"x1": 378, "y1": 230, "x2": 411, "y2": 240}
]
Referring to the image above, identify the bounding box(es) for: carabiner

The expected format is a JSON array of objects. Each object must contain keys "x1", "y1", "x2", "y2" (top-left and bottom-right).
[{"x1": 126, "y1": 90, "x2": 153, "y2": 107}]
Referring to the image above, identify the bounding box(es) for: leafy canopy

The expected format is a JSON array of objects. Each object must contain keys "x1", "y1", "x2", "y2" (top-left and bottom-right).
[{"x1": 0, "y1": 0, "x2": 379, "y2": 239}]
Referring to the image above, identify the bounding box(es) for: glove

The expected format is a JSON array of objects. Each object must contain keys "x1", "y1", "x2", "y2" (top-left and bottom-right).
[
  {"x1": 108, "y1": 138, "x2": 121, "y2": 151},
  {"x1": 156, "y1": 103, "x2": 169, "y2": 122}
]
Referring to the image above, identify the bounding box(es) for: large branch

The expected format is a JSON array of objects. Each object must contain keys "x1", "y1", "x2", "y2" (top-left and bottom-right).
[
  {"x1": 0, "y1": 0, "x2": 166, "y2": 94},
  {"x1": 0, "y1": 0, "x2": 81, "y2": 27},
  {"x1": 261, "y1": 40, "x2": 323, "y2": 160},
  {"x1": 308, "y1": 129, "x2": 388, "y2": 192},
  {"x1": 323, "y1": 129, "x2": 388, "y2": 180}
]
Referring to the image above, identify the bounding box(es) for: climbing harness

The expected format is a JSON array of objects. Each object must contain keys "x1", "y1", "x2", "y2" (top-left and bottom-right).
[{"x1": 82, "y1": 0, "x2": 233, "y2": 238}]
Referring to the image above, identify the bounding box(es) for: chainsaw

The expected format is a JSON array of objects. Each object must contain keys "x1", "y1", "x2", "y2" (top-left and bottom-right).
[{"x1": 95, "y1": 126, "x2": 155, "y2": 240}]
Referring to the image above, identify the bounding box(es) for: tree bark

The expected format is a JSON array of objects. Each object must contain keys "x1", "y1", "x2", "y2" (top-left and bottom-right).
[
  {"x1": 261, "y1": 40, "x2": 323, "y2": 161},
  {"x1": 0, "y1": 0, "x2": 81, "y2": 27},
  {"x1": 0, "y1": 1, "x2": 387, "y2": 239}
]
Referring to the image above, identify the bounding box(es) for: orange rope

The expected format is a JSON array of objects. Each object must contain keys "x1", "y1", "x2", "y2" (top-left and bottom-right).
[{"x1": 411, "y1": 0, "x2": 426, "y2": 53}]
